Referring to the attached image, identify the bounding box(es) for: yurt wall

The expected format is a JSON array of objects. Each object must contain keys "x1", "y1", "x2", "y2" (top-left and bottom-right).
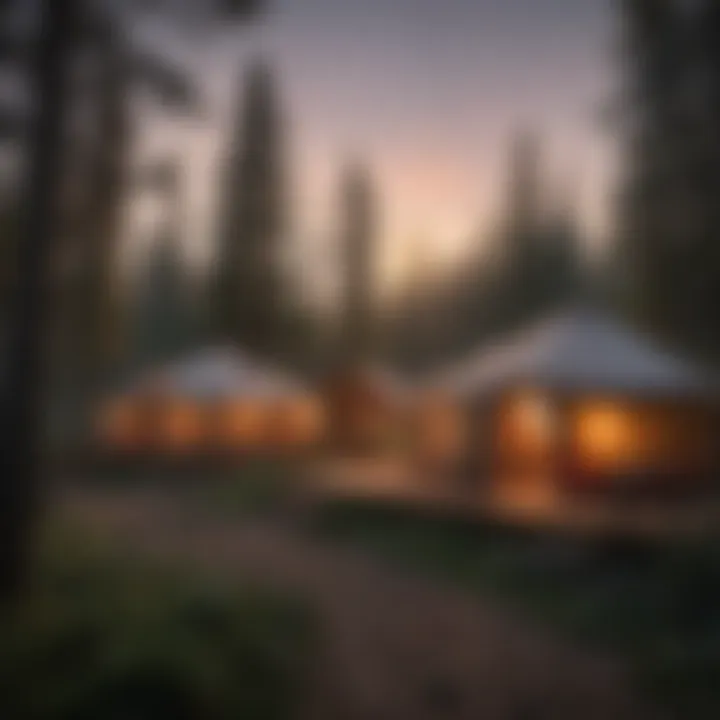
[
  {"x1": 94, "y1": 349, "x2": 326, "y2": 461},
  {"x1": 490, "y1": 389, "x2": 561, "y2": 501},
  {"x1": 484, "y1": 389, "x2": 719, "y2": 497},
  {"x1": 214, "y1": 399, "x2": 270, "y2": 451},
  {"x1": 566, "y1": 398, "x2": 718, "y2": 491},
  {"x1": 265, "y1": 396, "x2": 327, "y2": 452}
]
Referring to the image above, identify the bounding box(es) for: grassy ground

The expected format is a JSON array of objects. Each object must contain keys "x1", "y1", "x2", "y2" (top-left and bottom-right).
[
  {"x1": 72, "y1": 457, "x2": 298, "y2": 517},
  {"x1": 193, "y1": 460, "x2": 298, "y2": 517},
  {"x1": 0, "y1": 521, "x2": 314, "y2": 720},
  {"x1": 311, "y1": 500, "x2": 720, "y2": 718}
]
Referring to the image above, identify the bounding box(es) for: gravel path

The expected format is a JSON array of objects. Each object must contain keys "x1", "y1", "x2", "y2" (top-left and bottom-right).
[{"x1": 60, "y1": 487, "x2": 663, "y2": 720}]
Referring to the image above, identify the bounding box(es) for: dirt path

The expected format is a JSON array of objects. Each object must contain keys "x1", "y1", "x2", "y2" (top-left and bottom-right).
[{"x1": 60, "y1": 487, "x2": 663, "y2": 720}]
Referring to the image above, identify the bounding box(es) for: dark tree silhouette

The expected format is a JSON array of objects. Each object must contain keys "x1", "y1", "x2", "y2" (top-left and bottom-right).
[
  {"x1": 0, "y1": 0, "x2": 262, "y2": 600},
  {"x1": 211, "y1": 60, "x2": 288, "y2": 358},
  {"x1": 338, "y1": 162, "x2": 377, "y2": 364},
  {"x1": 615, "y1": 0, "x2": 720, "y2": 363},
  {"x1": 66, "y1": 15, "x2": 201, "y2": 396},
  {"x1": 131, "y1": 161, "x2": 194, "y2": 367},
  {"x1": 0, "y1": 0, "x2": 79, "y2": 600},
  {"x1": 496, "y1": 130, "x2": 547, "y2": 331}
]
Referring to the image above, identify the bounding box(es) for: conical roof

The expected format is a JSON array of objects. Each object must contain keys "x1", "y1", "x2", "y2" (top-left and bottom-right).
[
  {"x1": 433, "y1": 308, "x2": 715, "y2": 399},
  {"x1": 128, "y1": 346, "x2": 305, "y2": 400}
]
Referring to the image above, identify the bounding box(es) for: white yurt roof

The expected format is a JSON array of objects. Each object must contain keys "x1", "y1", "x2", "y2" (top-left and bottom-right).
[
  {"x1": 433, "y1": 308, "x2": 715, "y2": 399},
  {"x1": 128, "y1": 347, "x2": 306, "y2": 400}
]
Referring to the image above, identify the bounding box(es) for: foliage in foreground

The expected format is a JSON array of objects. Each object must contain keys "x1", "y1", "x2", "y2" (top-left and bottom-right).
[
  {"x1": 77, "y1": 458, "x2": 296, "y2": 516},
  {"x1": 0, "y1": 526, "x2": 313, "y2": 720},
  {"x1": 313, "y1": 501, "x2": 720, "y2": 718},
  {"x1": 198, "y1": 460, "x2": 296, "y2": 516}
]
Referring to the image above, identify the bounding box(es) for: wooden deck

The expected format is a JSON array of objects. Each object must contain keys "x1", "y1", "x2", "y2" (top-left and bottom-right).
[{"x1": 301, "y1": 459, "x2": 720, "y2": 543}]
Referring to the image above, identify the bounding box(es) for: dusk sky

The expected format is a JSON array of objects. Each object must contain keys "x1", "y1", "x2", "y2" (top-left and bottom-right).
[{"x1": 133, "y1": 0, "x2": 618, "y2": 305}]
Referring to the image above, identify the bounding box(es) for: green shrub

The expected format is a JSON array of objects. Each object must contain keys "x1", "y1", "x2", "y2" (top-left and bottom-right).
[
  {"x1": 0, "y1": 528, "x2": 313, "y2": 720},
  {"x1": 201, "y1": 460, "x2": 294, "y2": 516}
]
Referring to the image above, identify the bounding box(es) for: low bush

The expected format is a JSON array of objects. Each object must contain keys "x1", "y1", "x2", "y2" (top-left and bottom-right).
[
  {"x1": 0, "y1": 527, "x2": 314, "y2": 720},
  {"x1": 198, "y1": 460, "x2": 295, "y2": 517}
]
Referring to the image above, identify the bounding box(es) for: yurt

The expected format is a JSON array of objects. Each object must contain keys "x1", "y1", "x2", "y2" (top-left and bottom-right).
[
  {"x1": 96, "y1": 348, "x2": 324, "y2": 457},
  {"x1": 431, "y1": 308, "x2": 719, "y2": 500},
  {"x1": 323, "y1": 363, "x2": 411, "y2": 456}
]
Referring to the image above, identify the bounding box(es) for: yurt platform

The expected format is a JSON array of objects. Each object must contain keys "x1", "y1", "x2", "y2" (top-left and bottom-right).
[{"x1": 302, "y1": 460, "x2": 720, "y2": 543}]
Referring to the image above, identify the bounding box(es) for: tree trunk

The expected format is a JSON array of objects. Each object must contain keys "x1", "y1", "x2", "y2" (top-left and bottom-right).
[
  {"x1": 0, "y1": 0, "x2": 77, "y2": 600},
  {"x1": 81, "y1": 35, "x2": 130, "y2": 389}
]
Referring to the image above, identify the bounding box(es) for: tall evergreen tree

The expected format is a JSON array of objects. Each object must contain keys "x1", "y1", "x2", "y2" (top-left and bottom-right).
[
  {"x1": 449, "y1": 134, "x2": 583, "y2": 354},
  {"x1": 0, "y1": 188, "x2": 18, "y2": 332},
  {"x1": 615, "y1": 0, "x2": 720, "y2": 362},
  {"x1": 616, "y1": 0, "x2": 688, "y2": 342},
  {"x1": 0, "y1": 0, "x2": 78, "y2": 600},
  {"x1": 65, "y1": 25, "x2": 132, "y2": 387},
  {"x1": 505, "y1": 130, "x2": 543, "y2": 255},
  {"x1": 66, "y1": 14, "x2": 204, "y2": 391},
  {"x1": 211, "y1": 61, "x2": 287, "y2": 359},
  {"x1": 538, "y1": 177, "x2": 582, "y2": 309},
  {"x1": 493, "y1": 130, "x2": 548, "y2": 333},
  {"x1": 131, "y1": 162, "x2": 192, "y2": 368},
  {"x1": 338, "y1": 162, "x2": 376, "y2": 363},
  {"x1": 0, "y1": 0, "x2": 263, "y2": 599}
]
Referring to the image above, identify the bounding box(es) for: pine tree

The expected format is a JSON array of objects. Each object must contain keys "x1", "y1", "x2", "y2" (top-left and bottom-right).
[
  {"x1": 131, "y1": 163, "x2": 192, "y2": 368},
  {"x1": 68, "y1": 14, "x2": 204, "y2": 390},
  {"x1": 0, "y1": 0, "x2": 263, "y2": 599},
  {"x1": 691, "y1": 0, "x2": 720, "y2": 361},
  {"x1": 460, "y1": 133, "x2": 583, "y2": 348},
  {"x1": 616, "y1": 0, "x2": 688, "y2": 344},
  {"x1": 505, "y1": 131, "x2": 543, "y2": 255},
  {"x1": 494, "y1": 130, "x2": 547, "y2": 333},
  {"x1": 338, "y1": 162, "x2": 376, "y2": 363},
  {"x1": 211, "y1": 61, "x2": 287, "y2": 358},
  {"x1": 615, "y1": 0, "x2": 720, "y2": 362},
  {"x1": 67, "y1": 26, "x2": 132, "y2": 386},
  {"x1": 538, "y1": 176, "x2": 582, "y2": 310},
  {"x1": 0, "y1": 188, "x2": 18, "y2": 332}
]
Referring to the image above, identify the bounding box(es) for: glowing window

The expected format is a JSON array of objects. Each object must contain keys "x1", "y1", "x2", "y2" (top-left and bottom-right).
[{"x1": 575, "y1": 403, "x2": 636, "y2": 470}]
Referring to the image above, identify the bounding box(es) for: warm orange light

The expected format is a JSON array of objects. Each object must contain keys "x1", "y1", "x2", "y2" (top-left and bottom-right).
[
  {"x1": 575, "y1": 403, "x2": 635, "y2": 470},
  {"x1": 508, "y1": 392, "x2": 556, "y2": 449},
  {"x1": 271, "y1": 399, "x2": 326, "y2": 447},
  {"x1": 290, "y1": 399, "x2": 325, "y2": 441},
  {"x1": 159, "y1": 402, "x2": 205, "y2": 451},
  {"x1": 219, "y1": 402, "x2": 265, "y2": 446}
]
